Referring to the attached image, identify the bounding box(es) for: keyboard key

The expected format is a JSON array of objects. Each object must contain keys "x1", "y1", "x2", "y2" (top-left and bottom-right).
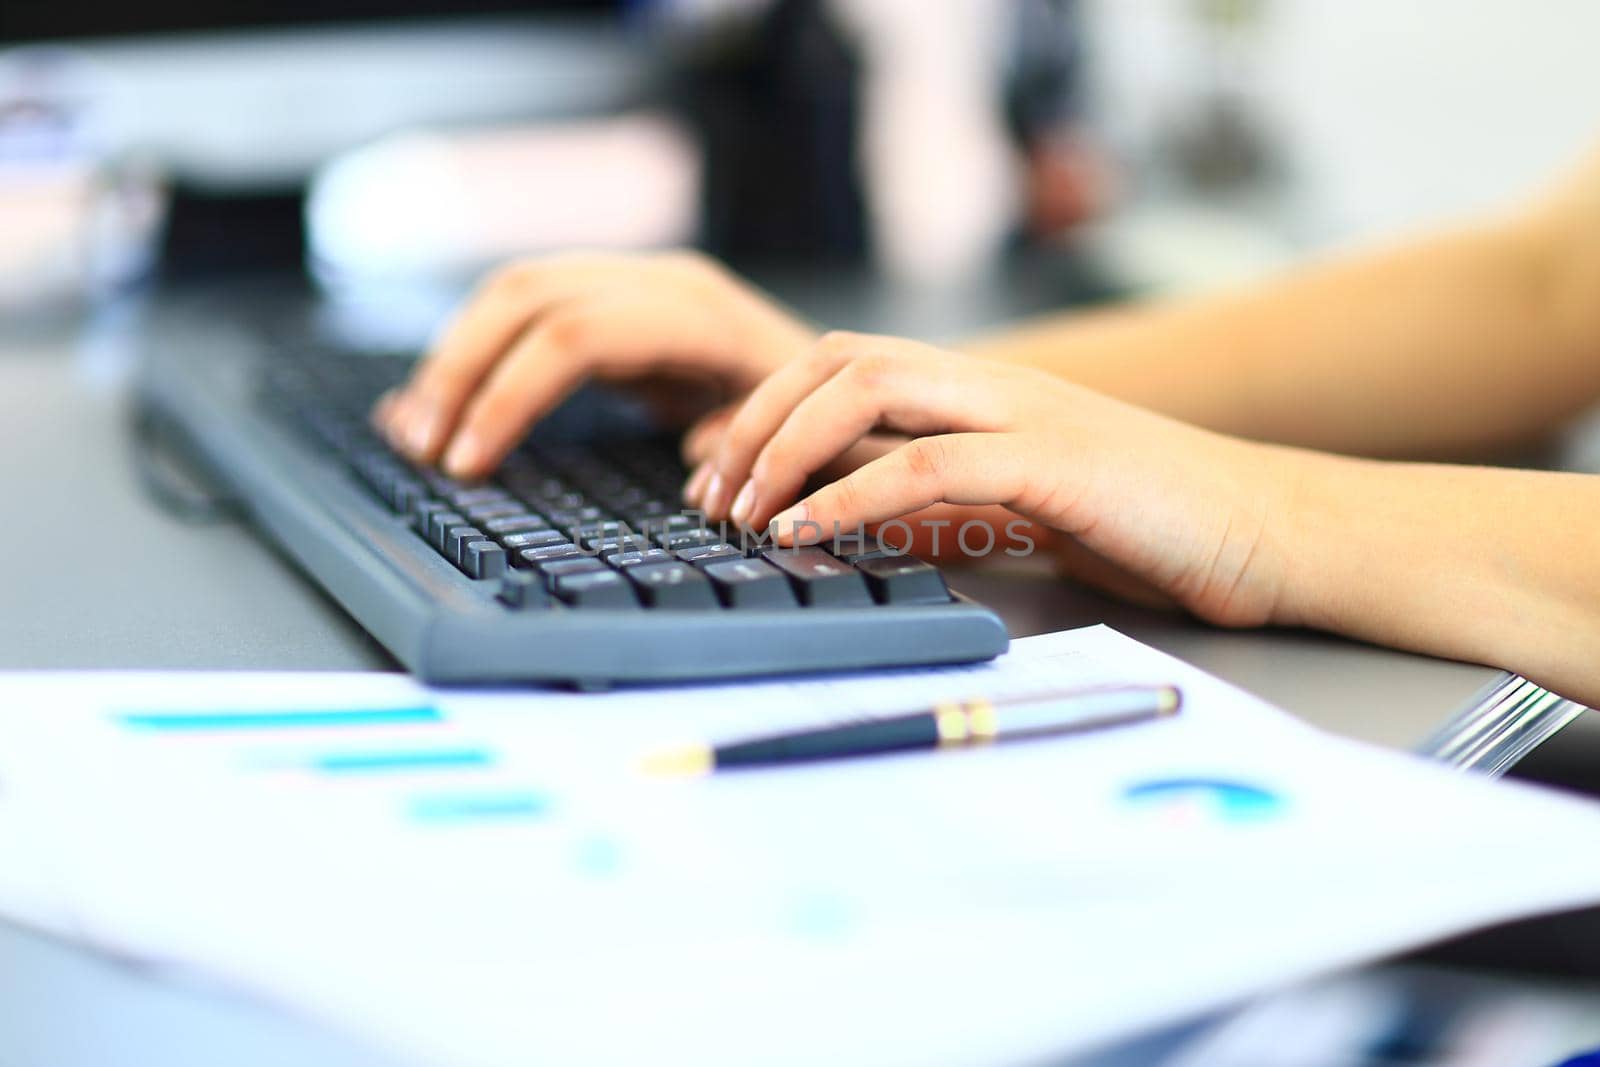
[
  {"x1": 532, "y1": 490, "x2": 587, "y2": 512},
  {"x1": 676, "y1": 542, "x2": 741, "y2": 566},
  {"x1": 545, "y1": 505, "x2": 605, "y2": 528},
  {"x1": 483, "y1": 514, "x2": 551, "y2": 536},
  {"x1": 740, "y1": 534, "x2": 783, "y2": 557},
  {"x1": 389, "y1": 477, "x2": 427, "y2": 515},
  {"x1": 553, "y1": 569, "x2": 639, "y2": 608},
  {"x1": 639, "y1": 512, "x2": 698, "y2": 534},
  {"x1": 537, "y1": 557, "x2": 607, "y2": 590},
  {"x1": 760, "y1": 548, "x2": 873, "y2": 607},
  {"x1": 446, "y1": 487, "x2": 510, "y2": 510},
  {"x1": 604, "y1": 485, "x2": 654, "y2": 510},
  {"x1": 703, "y1": 558, "x2": 798, "y2": 609},
  {"x1": 854, "y1": 556, "x2": 950, "y2": 604},
  {"x1": 622, "y1": 499, "x2": 681, "y2": 526},
  {"x1": 514, "y1": 543, "x2": 585, "y2": 571},
  {"x1": 499, "y1": 529, "x2": 568, "y2": 553},
  {"x1": 465, "y1": 500, "x2": 526, "y2": 523},
  {"x1": 355, "y1": 452, "x2": 403, "y2": 495},
  {"x1": 496, "y1": 570, "x2": 550, "y2": 610},
  {"x1": 411, "y1": 500, "x2": 450, "y2": 535},
  {"x1": 445, "y1": 526, "x2": 486, "y2": 566},
  {"x1": 627, "y1": 562, "x2": 719, "y2": 610},
  {"x1": 590, "y1": 536, "x2": 652, "y2": 558},
  {"x1": 606, "y1": 549, "x2": 674, "y2": 569},
  {"x1": 419, "y1": 470, "x2": 467, "y2": 497},
  {"x1": 827, "y1": 533, "x2": 892, "y2": 564},
  {"x1": 654, "y1": 528, "x2": 723, "y2": 551},
  {"x1": 572, "y1": 520, "x2": 633, "y2": 544},
  {"x1": 427, "y1": 511, "x2": 469, "y2": 551},
  {"x1": 463, "y1": 540, "x2": 507, "y2": 579}
]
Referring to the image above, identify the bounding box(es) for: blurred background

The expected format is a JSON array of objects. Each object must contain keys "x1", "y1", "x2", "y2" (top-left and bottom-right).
[
  {"x1": 5, "y1": 1, "x2": 1600, "y2": 1063},
  {"x1": 8, "y1": 0, "x2": 1600, "y2": 328}
]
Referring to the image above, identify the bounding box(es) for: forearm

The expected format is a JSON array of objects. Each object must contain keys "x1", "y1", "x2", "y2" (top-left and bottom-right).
[
  {"x1": 967, "y1": 196, "x2": 1600, "y2": 459},
  {"x1": 1272, "y1": 454, "x2": 1600, "y2": 705}
]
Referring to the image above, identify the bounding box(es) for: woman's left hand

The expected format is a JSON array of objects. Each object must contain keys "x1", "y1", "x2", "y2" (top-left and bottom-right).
[{"x1": 685, "y1": 331, "x2": 1301, "y2": 628}]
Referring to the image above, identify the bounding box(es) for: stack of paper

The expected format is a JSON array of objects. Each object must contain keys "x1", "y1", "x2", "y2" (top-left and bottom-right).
[{"x1": 0, "y1": 625, "x2": 1597, "y2": 1067}]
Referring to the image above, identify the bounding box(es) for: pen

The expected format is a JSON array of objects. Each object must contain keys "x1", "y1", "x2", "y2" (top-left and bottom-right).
[{"x1": 644, "y1": 685, "x2": 1182, "y2": 776}]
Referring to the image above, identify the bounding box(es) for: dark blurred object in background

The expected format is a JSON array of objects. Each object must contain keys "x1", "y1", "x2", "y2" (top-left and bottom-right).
[
  {"x1": 0, "y1": 0, "x2": 604, "y2": 42},
  {"x1": 1005, "y1": 0, "x2": 1112, "y2": 239},
  {"x1": 670, "y1": 0, "x2": 867, "y2": 267},
  {"x1": 666, "y1": 0, "x2": 1107, "y2": 286},
  {"x1": 161, "y1": 186, "x2": 304, "y2": 281}
]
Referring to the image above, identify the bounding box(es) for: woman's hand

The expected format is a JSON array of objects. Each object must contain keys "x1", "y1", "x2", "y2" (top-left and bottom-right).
[
  {"x1": 375, "y1": 251, "x2": 815, "y2": 480},
  {"x1": 688, "y1": 331, "x2": 1300, "y2": 628}
]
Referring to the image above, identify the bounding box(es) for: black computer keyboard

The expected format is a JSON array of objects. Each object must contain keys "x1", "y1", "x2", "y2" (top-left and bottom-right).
[{"x1": 137, "y1": 309, "x2": 1008, "y2": 684}]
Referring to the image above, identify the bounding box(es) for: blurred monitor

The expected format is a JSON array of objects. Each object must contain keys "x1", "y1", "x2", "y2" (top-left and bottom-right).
[
  {"x1": 0, "y1": 1, "x2": 640, "y2": 276},
  {"x1": 1, "y1": 2, "x2": 610, "y2": 40}
]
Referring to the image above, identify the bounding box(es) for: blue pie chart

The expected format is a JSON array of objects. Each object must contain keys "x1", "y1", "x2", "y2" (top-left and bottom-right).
[{"x1": 1121, "y1": 778, "x2": 1284, "y2": 824}]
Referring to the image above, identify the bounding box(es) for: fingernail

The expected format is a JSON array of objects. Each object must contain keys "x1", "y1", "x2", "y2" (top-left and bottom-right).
[
  {"x1": 443, "y1": 432, "x2": 481, "y2": 478},
  {"x1": 380, "y1": 394, "x2": 410, "y2": 445},
  {"x1": 770, "y1": 501, "x2": 809, "y2": 541},
  {"x1": 683, "y1": 462, "x2": 711, "y2": 505},
  {"x1": 729, "y1": 480, "x2": 757, "y2": 525},
  {"x1": 380, "y1": 409, "x2": 404, "y2": 448},
  {"x1": 407, "y1": 406, "x2": 439, "y2": 459},
  {"x1": 370, "y1": 390, "x2": 395, "y2": 431},
  {"x1": 703, "y1": 471, "x2": 727, "y2": 516}
]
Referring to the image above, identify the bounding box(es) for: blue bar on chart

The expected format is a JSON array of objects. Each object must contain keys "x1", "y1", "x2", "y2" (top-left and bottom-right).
[
  {"x1": 407, "y1": 790, "x2": 554, "y2": 823},
  {"x1": 309, "y1": 748, "x2": 494, "y2": 774},
  {"x1": 117, "y1": 706, "x2": 443, "y2": 732}
]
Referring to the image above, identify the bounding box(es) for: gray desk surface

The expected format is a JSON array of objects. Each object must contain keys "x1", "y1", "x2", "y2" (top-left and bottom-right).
[{"x1": 0, "y1": 330, "x2": 1504, "y2": 1066}]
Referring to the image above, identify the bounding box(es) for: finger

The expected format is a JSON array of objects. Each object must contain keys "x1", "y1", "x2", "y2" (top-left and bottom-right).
[
  {"x1": 768, "y1": 433, "x2": 1038, "y2": 545},
  {"x1": 686, "y1": 435, "x2": 884, "y2": 512},
  {"x1": 683, "y1": 461, "x2": 714, "y2": 506},
  {"x1": 730, "y1": 344, "x2": 1018, "y2": 528},
  {"x1": 709, "y1": 332, "x2": 973, "y2": 520},
  {"x1": 392, "y1": 252, "x2": 655, "y2": 457},
  {"x1": 698, "y1": 331, "x2": 864, "y2": 518},
  {"x1": 380, "y1": 387, "x2": 425, "y2": 452},
  {"x1": 389, "y1": 266, "x2": 608, "y2": 462},
  {"x1": 370, "y1": 388, "x2": 400, "y2": 433},
  {"x1": 705, "y1": 431, "x2": 910, "y2": 512},
  {"x1": 680, "y1": 408, "x2": 736, "y2": 508},
  {"x1": 438, "y1": 292, "x2": 747, "y2": 479}
]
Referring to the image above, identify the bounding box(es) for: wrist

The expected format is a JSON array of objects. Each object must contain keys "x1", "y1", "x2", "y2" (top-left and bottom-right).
[
  {"x1": 1264, "y1": 445, "x2": 1364, "y2": 632},
  {"x1": 1267, "y1": 453, "x2": 1555, "y2": 673}
]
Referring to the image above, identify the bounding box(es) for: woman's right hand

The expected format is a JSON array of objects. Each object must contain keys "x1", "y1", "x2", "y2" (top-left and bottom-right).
[{"x1": 375, "y1": 251, "x2": 815, "y2": 481}]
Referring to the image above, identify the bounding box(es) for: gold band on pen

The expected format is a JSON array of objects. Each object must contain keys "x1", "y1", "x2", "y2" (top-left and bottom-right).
[
  {"x1": 965, "y1": 698, "x2": 999, "y2": 744},
  {"x1": 935, "y1": 699, "x2": 1000, "y2": 748},
  {"x1": 934, "y1": 702, "x2": 968, "y2": 746}
]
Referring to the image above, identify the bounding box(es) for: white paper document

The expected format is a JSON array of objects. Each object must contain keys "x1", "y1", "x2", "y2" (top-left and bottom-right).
[{"x1": 0, "y1": 625, "x2": 1597, "y2": 1067}]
